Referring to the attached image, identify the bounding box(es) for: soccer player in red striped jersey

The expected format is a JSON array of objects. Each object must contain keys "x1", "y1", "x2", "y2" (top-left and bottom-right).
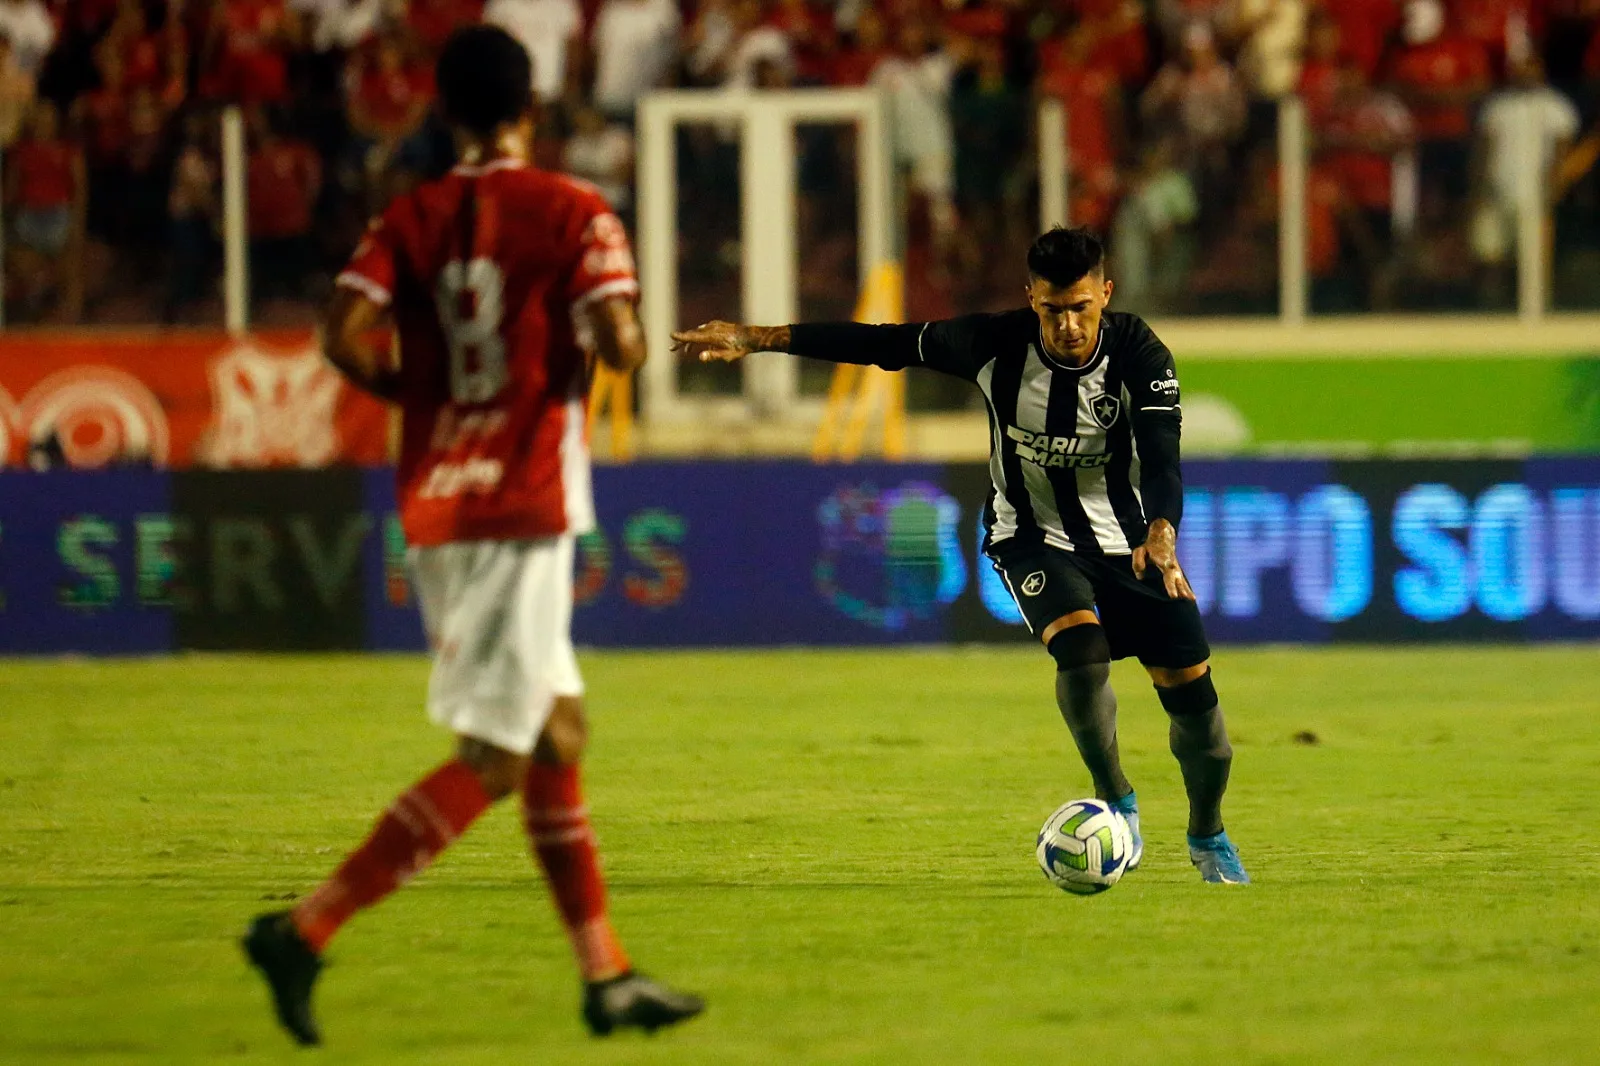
[{"x1": 241, "y1": 26, "x2": 702, "y2": 1046}]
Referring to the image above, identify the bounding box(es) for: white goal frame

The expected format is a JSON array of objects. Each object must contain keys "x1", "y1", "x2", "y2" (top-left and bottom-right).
[{"x1": 636, "y1": 89, "x2": 895, "y2": 423}]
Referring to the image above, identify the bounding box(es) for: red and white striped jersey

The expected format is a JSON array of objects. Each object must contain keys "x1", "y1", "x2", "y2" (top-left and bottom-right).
[{"x1": 337, "y1": 158, "x2": 637, "y2": 546}]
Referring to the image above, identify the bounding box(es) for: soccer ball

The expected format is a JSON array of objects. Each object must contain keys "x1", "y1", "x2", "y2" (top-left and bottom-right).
[{"x1": 1036, "y1": 798, "x2": 1134, "y2": 895}]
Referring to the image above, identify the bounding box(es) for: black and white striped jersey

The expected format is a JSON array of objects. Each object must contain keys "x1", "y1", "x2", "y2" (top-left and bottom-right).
[{"x1": 790, "y1": 308, "x2": 1185, "y2": 557}]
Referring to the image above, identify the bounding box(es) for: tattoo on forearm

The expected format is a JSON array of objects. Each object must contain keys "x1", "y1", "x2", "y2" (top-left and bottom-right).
[{"x1": 743, "y1": 325, "x2": 791, "y2": 352}]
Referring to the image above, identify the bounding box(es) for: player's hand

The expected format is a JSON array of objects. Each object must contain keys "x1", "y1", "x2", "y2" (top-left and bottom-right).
[
  {"x1": 671, "y1": 321, "x2": 756, "y2": 362},
  {"x1": 1132, "y1": 519, "x2": 1195, "y2": 602}
]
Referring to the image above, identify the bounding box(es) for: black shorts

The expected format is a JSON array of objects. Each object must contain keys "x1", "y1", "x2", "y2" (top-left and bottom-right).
[{"x1": 987, "y1": 540, "x2": 1211, "y2": 669}]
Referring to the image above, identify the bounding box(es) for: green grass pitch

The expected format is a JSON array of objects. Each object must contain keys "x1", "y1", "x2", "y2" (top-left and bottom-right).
[{"x1": 2, "y1": 647, "x2": 1598, "y2": 1065}]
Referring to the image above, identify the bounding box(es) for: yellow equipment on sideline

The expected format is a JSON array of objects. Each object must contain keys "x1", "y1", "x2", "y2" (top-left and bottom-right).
[
  {"x1": 812, "y1": 261, "x2": 907, "y2": 462},
  {"x1": 587, "y1": 363, "x2": 635, "y2": 461}
]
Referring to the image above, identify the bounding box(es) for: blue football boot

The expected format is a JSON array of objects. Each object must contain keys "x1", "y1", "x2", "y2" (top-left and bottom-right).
[
  {"x1": 1110, "y1": 792, "x2": 1142, "y2": 871},
  {"x1": 1187, "y1": 830, "x2": 1251, "y2": 884}
]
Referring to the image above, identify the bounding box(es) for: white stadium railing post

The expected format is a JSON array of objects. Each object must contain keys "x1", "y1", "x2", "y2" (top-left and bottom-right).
[
  {"x1": 858, "y1": 87, "x2": 894, "y2": 284},
  {"x1": 635, "y1": 94, "x2": 679, "y2": 423},
  {"x1": 1278, "y1": 96, "x2": 1308, "y2": 325},
  {"x1": 1038, "y1": 98, "x2": 1069, "y2": 231},
  {"x1": 221, "y1": 106, "x2": 249, "y2": 336},
  {"x1": 740, "y1": 100, "x2": 799, "y2": 415},
  {"x1": 1515, "y1": 96, "x2": 1547, "y2": 323}
]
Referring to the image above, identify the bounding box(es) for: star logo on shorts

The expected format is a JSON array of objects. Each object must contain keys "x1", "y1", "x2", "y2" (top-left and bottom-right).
[
  {"x1": 1089, "y1": 393, "x2": 1121, "y2": 429},
  {"x1": 1020, "y1": 571, "x2": 1047, "y2": 596}
]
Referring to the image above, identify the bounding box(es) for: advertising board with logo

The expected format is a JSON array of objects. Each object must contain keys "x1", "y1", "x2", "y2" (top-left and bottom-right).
[
  {"x1": 0, "y1": 332, "x2": 389, "y2": 469},
  {"x1": 1, "y1": 461, "x2": 1596, "y2": 653}
]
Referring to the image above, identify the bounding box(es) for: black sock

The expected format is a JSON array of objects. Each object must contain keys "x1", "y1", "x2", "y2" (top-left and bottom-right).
[
  {"x1": 1056, "y1": 663, "x2": 1133, "y2": 802},
  {"x1": 1164, "y1": 697, "x2": 1235, "y2": 838},
  {"x1": 1168, "y1": 705, "x2": 1231, "y2": 838},
  {"x1": 1158, "y1": 674, "x2": 1233, "y2": 838}
]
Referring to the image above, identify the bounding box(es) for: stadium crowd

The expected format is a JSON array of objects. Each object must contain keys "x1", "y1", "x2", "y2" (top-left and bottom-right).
[{"x1": 3, "y1": 0, "x2": 1600, "y2": 324}]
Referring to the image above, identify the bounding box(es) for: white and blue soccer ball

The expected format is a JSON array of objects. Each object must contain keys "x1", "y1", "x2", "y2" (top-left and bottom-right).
[{"x1": 1036, "y1": 798, "x2": 1135, "y2": 895}]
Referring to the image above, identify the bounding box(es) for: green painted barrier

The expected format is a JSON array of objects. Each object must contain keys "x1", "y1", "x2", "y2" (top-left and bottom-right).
[{"x1": 1178, "y1": 354, "x2": 1600, "y2": 455}]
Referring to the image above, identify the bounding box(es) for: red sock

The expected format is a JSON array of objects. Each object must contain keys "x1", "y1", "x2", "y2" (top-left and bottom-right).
[
  {"x1": 292, "y1": 760, "x2": 491, "y2": 953},
  {"x1": 522, "y1": 762, "x2": 631, "y2": 981}
]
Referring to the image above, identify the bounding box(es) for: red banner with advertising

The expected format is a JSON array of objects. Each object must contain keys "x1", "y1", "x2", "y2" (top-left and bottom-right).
[{"x1": 0, "y1": 331, "x2": 391, "y2": 468}]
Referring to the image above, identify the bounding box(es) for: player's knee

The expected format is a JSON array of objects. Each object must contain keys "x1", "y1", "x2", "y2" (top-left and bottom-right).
[
  {"x1": 1047, "y1": 623, "x2": 1112, "y2": 675},
  {"x1": 1154, "y1": 668, "x2": 1218, "y2": 717},
  {"x1": 456, "y1": 736, "x2": 525, "y2": 800},
  {"x1": 533, "y1": 696, "x2": 588, "y2": 765}
]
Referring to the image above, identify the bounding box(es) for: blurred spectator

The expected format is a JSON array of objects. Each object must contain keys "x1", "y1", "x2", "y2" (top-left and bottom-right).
[
  {"x1": 1471, "y1": 54, "x2": 1579, "y2": 281},
  {"x1": 107, "y1": 0, "x2": 186, "y2": 105},
  {"x1": 1453, "y1": 0, "x2": 1539, "y2": 75},
  {"x1": 766, "y1": 0, "x2": 836, "y2": 84},
  {"x1": 1155, "y1": 0, "x2": 1231, "y2": 49},
  {"x1": 246, "y1": 107, "x2": 321, "y2": 302},
  {"x1": 1298, "y1": 6, "x2": 1343, "y2": 121},
  {"x1": 0, "y1": 34, "x2": 35, "y2": 146},
  {"x1": 75, "y1": 41, "x2": 131, "y2": 241},
  {"x1": 343, "y1": 30, "x2": 435, "y2": 207},
  {"x1": 1230, "y1": 0, "x2": 1306, "y2": 120},
  {"x1": 1545, "y1": 0, "x2": 1600, "y2": 99},
  {"x1": 1187, "y1": 145, "x2": 1279, "y2": 309},
  {"x1": 1190, "y1": 148, "x2": 1342, "y2": 309},
  {"x1": 1385, "y1": 0, "x2": 1491, "y2": 201},
  {"x1": 165, "y1": 111, "x2": 218, "y2": 322},
  {"x1": 563, "y1": 104, "x2": 633, "y2": 210},
  {"x1": 942, "y1": 0, "x2": 1008, "y2": 45},
  {"x1": 1316, "y1": 62, "x2": 1414, "y2": 305},
  {"x1": 949, "y1": 36, "x2": 1025, "y2": 279},
  {"x1": 872, "y1": 15, "x2": 955, "y2": 248},
  {"x1": 684, "y1": 0, "x2": 736, "y2": 85},
  {"x1": 483, "y1": 0, "x2": 583, "y2": 104},
  {"x1": 1037, "y1": 16, "x2": 1127, "y2": 233},
  {"x1": 1584, "y1": 17, "x2": 1600, "y2": 103},
  {"x1": 1322, "y1": 0, "x2": 1400, "y2": 82},
  {"x1": 1074, "y1": 0, "x2": 1150, "y2": 86},
  {"x1": 122, "y1": 84, "x2": 169, "y2": 248},
  {"x1": 1303, "y1": 164, "x2": 1354, "y2": 302},
  {"x1": 291, "y1": 0, "x2": 382, "y2": 56},
  {"x1": 721, "y1": 0, "x2": 795, "y2": 89},
  {"x1": 1395, "y1": 175, "x2": 1479, "y2": 305},
  {"x1": 590, "y1": 0, "x2": 680, "y2": 120},
  {"x1": 5, "y1": 100, "x2": 84, "y2": 320},
  {"x1": 829, "y1": 4, "x2": 887, "y2": 86},
  {"x1": 1112, "y1": 140, "x2": 1199, "y2": 311},
  {"x1": 0, "y1": 0, "x2": 54, "y2": 76},
  {"x1": 406, "y1": 0, "x2": 484, "y2": 55},
  {"x1": 1141, "y1": 23, "x2": 1247, "y2": 204},
  {"x1": 202, "y1": 0, "x2": 298, "y2": 104}
]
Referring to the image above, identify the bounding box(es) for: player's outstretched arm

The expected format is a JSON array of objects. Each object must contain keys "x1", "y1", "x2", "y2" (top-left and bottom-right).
[
  {"x1": 670, "y1": 322, "x2": 788, "y2": 363},
  {"x1": 324, "y1": 286, "x2": 401, "y2": 401},
  {"x1": 586, "y1": 295, "x2": 649, "y2": 374},
  {"x1": 673, "y1": 317, "x2": 991, "y2": 382}
]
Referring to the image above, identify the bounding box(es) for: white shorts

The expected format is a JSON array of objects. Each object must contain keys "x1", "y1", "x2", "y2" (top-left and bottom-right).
[{"x1": 409, "y1": 536, "x2": 584, "y2": 755}]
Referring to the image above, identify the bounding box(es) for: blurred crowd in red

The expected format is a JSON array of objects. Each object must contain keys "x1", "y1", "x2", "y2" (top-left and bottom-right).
[{"x1": 2, "y1": 0, "x2": 1599, "y2": 326}]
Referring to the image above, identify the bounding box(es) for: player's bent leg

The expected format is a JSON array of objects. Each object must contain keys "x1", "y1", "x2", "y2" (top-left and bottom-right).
[
  {"x1": 458, "y1": 735, "x2": 529, "y2": 800},
  {"x1": 243, "y1": 744, "x2": 507, "y2": 1044},
  {"x1": 1046, "y1": 614, "x2": 1141, "y2": 868},
  {"x1": 1149, "y1": 663, "x2": 1250, "y2": 885},
  {"x1": 521, "y1": 697, "x2": 704, "y2": 1036},
  {"x1": 1047, "y1": 617, "x2": 1134, "y2": 803},
  {"x1": 531, "y1": 694, "x2": 589, "y2": 766}
]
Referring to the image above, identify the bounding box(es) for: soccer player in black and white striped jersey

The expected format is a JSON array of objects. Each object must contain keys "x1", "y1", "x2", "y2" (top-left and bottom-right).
[{"x1": 673, "y1": 227, "x2": 1249, "y2": 885}]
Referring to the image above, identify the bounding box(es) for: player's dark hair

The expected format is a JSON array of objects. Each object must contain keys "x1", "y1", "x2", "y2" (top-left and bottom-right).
[
  {"x1": 1027, "y1": 226, "x2": 1106, "y2": 287},
  {"x1": 436, "y1": 26, "x2": 534, "y2": 136}
]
